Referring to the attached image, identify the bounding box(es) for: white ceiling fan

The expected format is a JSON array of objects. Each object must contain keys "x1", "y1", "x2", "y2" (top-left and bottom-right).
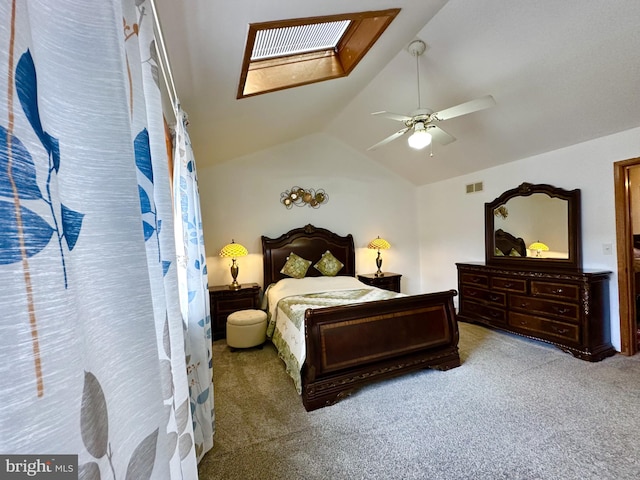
[{"x1": 368, "y1": 39, "x2": 496, "y2": 151}]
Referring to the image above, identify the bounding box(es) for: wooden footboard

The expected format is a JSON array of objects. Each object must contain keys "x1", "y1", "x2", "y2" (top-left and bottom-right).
[{"x1": 301, "y1": 289, "x2": 460, "y2": 411}]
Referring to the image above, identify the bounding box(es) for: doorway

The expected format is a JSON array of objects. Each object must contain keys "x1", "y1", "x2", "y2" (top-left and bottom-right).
[{"x1": 613, "y1": 157, "x2": 640, "y2": 356}]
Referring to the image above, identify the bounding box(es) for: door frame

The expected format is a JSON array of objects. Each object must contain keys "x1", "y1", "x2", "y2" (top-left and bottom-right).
[{"x1": 613, "y1": 157, "x2": 640, "y2": 356}]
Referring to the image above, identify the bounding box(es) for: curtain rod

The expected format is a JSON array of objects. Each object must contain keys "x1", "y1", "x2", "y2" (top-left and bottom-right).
[{"x1": 149, "y1": 0, "x2": 180, "y2": 121}]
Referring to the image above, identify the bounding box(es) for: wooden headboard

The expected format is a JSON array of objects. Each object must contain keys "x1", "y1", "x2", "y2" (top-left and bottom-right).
[
  {"x1": 494, "y1": 229, "x2": 527, "y2": 257},
  {"x1": 261, "y1": 224, "x2": 355, "y2": 287}
]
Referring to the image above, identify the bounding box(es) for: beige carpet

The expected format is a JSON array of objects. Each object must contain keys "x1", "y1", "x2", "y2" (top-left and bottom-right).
[{"x1": 198, "y1": 322, "x2": 640, "y2": 480}]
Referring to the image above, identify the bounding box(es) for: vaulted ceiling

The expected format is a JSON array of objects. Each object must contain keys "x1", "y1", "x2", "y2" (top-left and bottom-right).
[{"x1": 155, "y1": 0, "x2": 640, "y2": 186}]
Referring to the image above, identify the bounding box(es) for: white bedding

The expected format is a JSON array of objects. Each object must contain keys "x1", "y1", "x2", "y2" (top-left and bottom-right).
[{"x1": 263, "y1": 276, "x2": 403, "y2": 393}]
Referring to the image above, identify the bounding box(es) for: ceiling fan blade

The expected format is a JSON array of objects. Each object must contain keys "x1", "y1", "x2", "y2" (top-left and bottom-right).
[
  {"x1": 371, "y1": 111, "x2": 413, "y2": 123},
  {"x1": 433, "y1": 95, "x2": 496, "y2": 121},
  {"x1": 367, "y1": 126, "x2": 411, "y2": 151},
  {"x1": 428, "y1": 125, "x2": 456, "y2": 145}
]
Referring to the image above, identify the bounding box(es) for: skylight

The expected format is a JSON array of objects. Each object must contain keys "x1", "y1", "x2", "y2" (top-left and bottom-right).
[
  {"x1": 251, "y1": 20, "x2": 351, "y2": 60},
  {"x1": 237, "y1": 9, "x2": 400, "y2": 99}
]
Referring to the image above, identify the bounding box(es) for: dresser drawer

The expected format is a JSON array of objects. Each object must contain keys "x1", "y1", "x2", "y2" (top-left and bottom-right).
[
  {"x1": 509, "y1": 294, "x2": 578, "y2": 322},
  {"x1": 460, "y1": 272, "x2": 489, "y2": 287},
  {"x1": 460, "y1": 299, "x2": 506, "y2": 325},
  {"x1": 491, "y1": 276, "x2": 526, "y2": 293},
  {"x1": 531, "y1": 281, "x2": 579, "y2": 301},
  {"x1": 509, "y1": 312, "x2": 579, "y2": 342},
  {"x1": 461, "y1": 285, "x2": 505, "y2": 306}
]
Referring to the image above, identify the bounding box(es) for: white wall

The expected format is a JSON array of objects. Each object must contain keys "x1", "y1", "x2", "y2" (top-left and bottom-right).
[
  {"x1": 198, "y1": 133, "x2": 423, "y2": 293},
  {"x1": 417, "y1": 126, "x2": 640, "y2": 351}
]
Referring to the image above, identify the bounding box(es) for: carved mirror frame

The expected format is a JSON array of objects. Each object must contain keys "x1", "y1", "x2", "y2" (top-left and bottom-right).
[{"x1": 485, "y1": 182, "x2": 582, "y2": 270}]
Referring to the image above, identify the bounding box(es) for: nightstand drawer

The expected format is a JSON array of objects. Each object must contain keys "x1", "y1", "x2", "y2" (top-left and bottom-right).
[{"x1": 357, "y1": 273, "x2": 402, "y2": 293}]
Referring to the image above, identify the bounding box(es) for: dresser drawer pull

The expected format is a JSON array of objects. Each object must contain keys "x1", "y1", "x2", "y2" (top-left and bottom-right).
[
  {"x1": 471, "y1": 277, "x2": 482, "y2": 283},
  {"x1": 550, "y1": 325, "x2": 570, "y2": 335},
  {"x1": 518, "y1": 301, "x2": 530, "y2": 308},
  {"x1": 503, "y1": 282, "x2": 513, "y2": 288},
  {"x1": 489, "y1": 294, "x2": 501, "y2": 302},
  {"x1": 468, "y1": 290, "x2": 478, "y2": 297},
  {"x1": 551, "y1": 288, "x2": 563, "y2": 294},
  {"x1": 518, "y1": 320, "x2": 528, "y2": 326},
  {"x1": 552, "y1": 306, "x2": 571, "y2": 315},
  {"x1": 490, "y1": 312, "x2": 502, "y2": 319}
]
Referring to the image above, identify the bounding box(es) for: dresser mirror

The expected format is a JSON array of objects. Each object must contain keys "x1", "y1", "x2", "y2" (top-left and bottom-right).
[{"x1": 485, "y1": 183, "x2": 582, "y2": 270}]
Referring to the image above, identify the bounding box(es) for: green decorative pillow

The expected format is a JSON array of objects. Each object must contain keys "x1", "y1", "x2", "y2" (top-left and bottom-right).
[
  {"x1": 280, "y1": 253, "x2": 312, "y2": 278},
  {"x1": 508, "y1": 248, "x2": 521, "y2": 257},
  {"x1": 314, "y1": 250, "x2": 344, "y2": 277},
  {"x1": 494, "y1": 247, "x2": 505, "y2": 257}
]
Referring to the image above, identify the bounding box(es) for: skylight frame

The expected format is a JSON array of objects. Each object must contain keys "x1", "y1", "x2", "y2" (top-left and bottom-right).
[{"x1": 237, "y1": 9, "x2": 401, "y2": 99}]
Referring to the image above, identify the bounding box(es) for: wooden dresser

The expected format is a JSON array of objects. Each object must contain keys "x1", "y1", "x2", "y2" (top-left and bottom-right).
[{"x1": 456, "y1": 263, "x2": 615, "y2": 361}]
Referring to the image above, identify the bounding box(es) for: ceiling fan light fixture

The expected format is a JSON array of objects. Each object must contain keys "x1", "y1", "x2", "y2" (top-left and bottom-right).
[{"x1": 407, "y1": 123, "x2": 432, "y2": 150}]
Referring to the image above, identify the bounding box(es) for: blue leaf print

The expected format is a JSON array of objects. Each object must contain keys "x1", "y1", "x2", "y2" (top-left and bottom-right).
[
  {"x1": 194, "y1": 258, "x2": 200, "y2": 270},
  {"x1": 61, "y1": 204, "x2": 84, "y2": 251},
  {"x1": 15, "y1": 50, "x2": 60, "y2": 172},
  {"x1": 0, "y1": 125, "x2": 43, "y2": 200},
  {"x1": 134, "y1": 129, "x2": 153, "y2": 183},
  {"x1": 142, "y1": 221, "x2": 155, "y2": 241},
  {"x1": 0, "y1": 200, "x2": 54, "y2": 265},
  {"x1": 157, "y1": 218, "x2": 162, "y2": 234},
  {"x1": 186, "y1": 161, "x2": 193, "y2": 173},
  {"x1": 197, "y1": 318, "x2": 204, "y2": 327},
  {"x1": 187, "y1": 290, "x2": 196, "y2": 302},
  {"x1": 162, "y1": 260, "x2": 171, "y2": 277},
  {"x1": 196, "y1": 388, "x2": 209, "y2": 405},
  {"x1": 138, "y1": 185, "x2": 152, "y2": 214}
]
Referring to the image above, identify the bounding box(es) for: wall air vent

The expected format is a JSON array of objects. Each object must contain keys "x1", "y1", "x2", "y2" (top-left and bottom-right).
[{"x1": 466, "y1": 182, "x2": 483, "y2": 193}]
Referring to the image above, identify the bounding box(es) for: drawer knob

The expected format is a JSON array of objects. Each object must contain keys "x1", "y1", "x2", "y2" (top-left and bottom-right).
[
  {"x1": 504, "y1": 283, "x2": 513, "y2": 288},
  {"x1": 551, "y1": 325, "x2": 569, "y2": 334},
  {"x1": 553, "y1": 307, "x2": 570, "y2": 315},
  {"x1": 489, "y1": 295, "x2": 500, "y2": 301},
  {"x1": 551, "y1": 288, "x2": 563, "y2": 294}
]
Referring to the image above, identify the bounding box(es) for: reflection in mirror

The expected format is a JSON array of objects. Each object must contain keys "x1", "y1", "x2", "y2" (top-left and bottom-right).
[{"x1": 493, "y1": 194, "x2": 569, "y2": 259}]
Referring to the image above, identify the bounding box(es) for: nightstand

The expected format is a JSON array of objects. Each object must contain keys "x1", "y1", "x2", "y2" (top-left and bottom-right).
[
  {"x1": 209, "y1": 283, "x2": 261, "y2": 340},
  {"x1": 357, "y1": 273, "x2": 402, "y2": 293}
]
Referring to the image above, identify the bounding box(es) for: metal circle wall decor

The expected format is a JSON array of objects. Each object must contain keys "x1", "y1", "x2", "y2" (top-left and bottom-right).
[{"x1": 281, "y1": 186, "x2": 328, "y2": 209}]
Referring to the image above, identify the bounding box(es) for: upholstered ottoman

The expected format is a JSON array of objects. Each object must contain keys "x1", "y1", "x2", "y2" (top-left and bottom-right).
[{"x1": 226, "y1": 309, "x2": 268, "y2": 349}]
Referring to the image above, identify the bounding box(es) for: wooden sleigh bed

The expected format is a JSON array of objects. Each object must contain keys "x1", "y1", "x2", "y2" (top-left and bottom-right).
[{"x1": 261, "y1": 224, "x2": 460, "y2": 411}]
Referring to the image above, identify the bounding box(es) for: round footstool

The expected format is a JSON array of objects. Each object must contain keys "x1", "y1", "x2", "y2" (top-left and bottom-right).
[{"x1": 226, "y1": 309, "x2": 268, "y2": 349}]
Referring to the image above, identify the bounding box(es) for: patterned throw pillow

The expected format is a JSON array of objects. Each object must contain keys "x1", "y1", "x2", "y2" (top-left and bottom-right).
[
  {"x1": 280, "y1": 253, "x2": 312, "y2": 278},
  {"x1": 313, "y1": 250, "x2": 344, "y2": 277}
]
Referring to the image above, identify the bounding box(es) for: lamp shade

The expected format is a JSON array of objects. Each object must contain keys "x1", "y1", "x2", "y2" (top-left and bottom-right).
[
  {"x1": 367, "y1": 237, "x2": 391, "y2": 250},
  {"x1": 528, "y1": 241, "x2": 549, "y2": 252},
  {"x1": 219, "y1": 240, "x2": 248, "y2": 258},
  {"x1": 407, "y1": 123, "x2": 432, "y2": 150}
]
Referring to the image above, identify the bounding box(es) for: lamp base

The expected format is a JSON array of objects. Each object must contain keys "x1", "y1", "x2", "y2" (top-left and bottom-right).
[
  {"x1": 375, "y1": 252, "x2": 384, "y2": 277},
  {"x1": 229, "y1": 260, "x2": 241, "y2": 290}
]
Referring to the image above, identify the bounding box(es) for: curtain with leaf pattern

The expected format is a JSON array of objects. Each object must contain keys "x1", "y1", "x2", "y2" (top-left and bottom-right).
[{"x1": 0, "y1": 0, "x2": 212, "y2": 478}]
